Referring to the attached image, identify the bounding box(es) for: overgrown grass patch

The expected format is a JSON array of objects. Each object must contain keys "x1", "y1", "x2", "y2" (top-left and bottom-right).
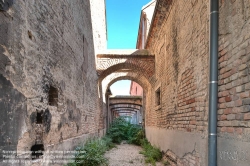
[
  {"x1": 67, "y1": 137, "x2": 113, "y2": 166},
  {"x1": 139, "y1": 139, "x2": 162, "y2": 166},
  {"x1": 106, "y1": 117, "x2": 142, "y2": 144}
]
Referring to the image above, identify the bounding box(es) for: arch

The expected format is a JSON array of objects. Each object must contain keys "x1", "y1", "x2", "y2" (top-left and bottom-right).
[
  {"x1": 110, "y1": 106, "x2": 141, "y2": 111},
  {"x1": 99, "y1": 63, "x2": 154, "y2": 81},
  {"x1": 102, "y1": 71, "x2": 151, "y2": 98},
  {"x1": 97, "y1": 50, "x2": 155, "y2": 130},
  {"x1": 112, "y1": 108, "x2": 139, "y2": 113}
]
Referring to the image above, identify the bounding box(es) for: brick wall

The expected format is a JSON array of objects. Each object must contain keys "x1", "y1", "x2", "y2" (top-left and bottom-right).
[
  {"x1": 218, "y1": 0, "x2": 250, "y2": 138},
  {"x1": 144, "y1": 2, "x2": 209, "y2": 163},
  {"x1": 130, "y1": 81, "x2": 143, "y2": 96},
  {"x1": 145, "y1": 0, "x2": 250, "y2": 165},
  {"x1": 146, "y1": 0, "x2": 209, "y2": 132}
]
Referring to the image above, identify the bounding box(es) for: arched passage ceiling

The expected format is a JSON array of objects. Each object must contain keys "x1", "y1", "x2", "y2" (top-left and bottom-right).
[
  {"x1": 97, "y1": 49, "x2": 155, "y2": 81},
  {"x1": 110, "y1": 104, "x2": 141, "y2": 110},
  {"x1": 101, "y1": 72, "x2": 152, "y2": 99},
  {"x1": 109, "y1": 96, "x2": 142, "y2": 117},
  {"x1": 109, "y1": 96, "x2": 142, "y2": 106}
]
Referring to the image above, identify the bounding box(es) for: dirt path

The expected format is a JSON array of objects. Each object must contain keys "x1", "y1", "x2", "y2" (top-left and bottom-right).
[{"x1": 104, "y1": 143, "x2": 164, "y2": 166}]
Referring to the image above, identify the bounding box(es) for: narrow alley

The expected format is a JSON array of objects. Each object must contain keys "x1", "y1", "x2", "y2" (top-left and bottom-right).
[{"x1": 1, "y1": 0, "x2": 250, "y2": 166}]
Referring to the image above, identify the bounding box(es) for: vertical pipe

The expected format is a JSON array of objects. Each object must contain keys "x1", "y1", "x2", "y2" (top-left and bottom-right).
[{"x1": 208, "y1": 0, "x2": 219, "y2": 166}]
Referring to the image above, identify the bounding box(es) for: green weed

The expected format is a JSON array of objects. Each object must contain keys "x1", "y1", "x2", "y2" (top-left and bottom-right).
[
  {"x1": 67, "y1": 138, "x2": 110, "y2": 166},
  {"x1": 139, "y1": 139, "x2": 162, "y2": 166}
]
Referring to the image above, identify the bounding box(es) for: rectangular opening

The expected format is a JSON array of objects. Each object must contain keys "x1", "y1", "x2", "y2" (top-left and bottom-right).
[
  {"x1": 155, "y1": 88, "x2": 161, "y2": 106},
  {"x1": 48, "y1": 86, "x2": 58, "y2": 106},
  {"x1": 36, "y1": 111, "x2": 43, "y2": 124}
]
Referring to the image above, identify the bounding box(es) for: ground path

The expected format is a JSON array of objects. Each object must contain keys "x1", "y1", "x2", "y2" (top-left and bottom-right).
[{"x1": 104, "y1": 143, "x2": 164, "y2": 166}]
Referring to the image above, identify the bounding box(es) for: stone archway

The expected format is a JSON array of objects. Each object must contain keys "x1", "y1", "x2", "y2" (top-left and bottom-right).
[{"x1": 96, "y1": 49, "x2": 155, "y2": 133}]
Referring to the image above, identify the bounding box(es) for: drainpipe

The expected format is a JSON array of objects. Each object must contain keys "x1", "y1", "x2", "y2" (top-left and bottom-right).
[{"x1": 208, "y1": 0, "x2": 219, "y2": 166}]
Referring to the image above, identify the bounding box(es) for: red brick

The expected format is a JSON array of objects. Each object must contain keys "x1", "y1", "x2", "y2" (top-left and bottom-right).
[
  {"x1": 222, "y1": 91, "x2": 230, "y2": 97},
  {"x1": 235, "y1": 128, "x2": 243, "y2": 135},
  {"x1": 224, "y1": 108, "x2": 232, "y2": 115},
  {"x1": 240, "y1": 91, "x2": 249, "y2": 98},
  {"x1": 225, "y1": 96, "x2": 232, "y2": 102},
  {"x1": 218, "y1": 97, "x2": 225, "y2": 103},
  {"x1": 190, "y1": 120, "x2": 196, "y2": 125},
  {"x1": 220, "y1": 68, "x2": 226, "y2": 74},
  {"x1": 219, "y1": 56, "x2": 224, "y2": 63},
  {"x1": 235, "y1": 113, "x2": 243, "y2": 120},
  {"x1": 232, "y1": 106, "x2": 245, "y2": 113},
  {"x1": 220, "y1": 115, "x2": 227, "y2": 120},
  {"x1": 226, "y1": 127, "x2": 234, "y2": 133},
  {"x1": 229, "y1": 88, "x2": 236, "y2": 95},
  {"x1": 224, "y1": 71, "x2": 231, "y2": 78},
  {"x1": 234, "y1": 100, "x2": 243, "y2": 107},
  {"x1": 231, "y1": 67, "x2": 238, "y2": 75},
  {"x1": 231, "y1": 95, "x2": 239, "y2": 101},
  {"x1": 244, "y1": 113, "x2": 250, "y2": 120},
  {"x1": 227, "y1": 114, "x2": 235, "y2": 120},
  {"x1": 221, "y1": 127, "x2": 227, "y2": 132},
  {"x1": 220, "y1": 48, "x2": 227, "y2": 56},
  {"x1": 219, "y1": 103, "x2": 226, "y2": 109}
]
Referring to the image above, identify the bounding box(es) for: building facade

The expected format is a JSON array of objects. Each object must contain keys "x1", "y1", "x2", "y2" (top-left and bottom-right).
[{"x1": 143, "y1": 0, "x2": 250, "y2": 166}]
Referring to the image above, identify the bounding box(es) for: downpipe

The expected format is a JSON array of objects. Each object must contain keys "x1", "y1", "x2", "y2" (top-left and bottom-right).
[{"x1": 208, "y1": 0, "x2": 219, "y2": 166}]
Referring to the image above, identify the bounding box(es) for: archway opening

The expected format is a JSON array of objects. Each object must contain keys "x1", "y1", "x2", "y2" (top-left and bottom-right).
[{"x1": 107, "y1": 79, "x2": 143, "y2": 125}]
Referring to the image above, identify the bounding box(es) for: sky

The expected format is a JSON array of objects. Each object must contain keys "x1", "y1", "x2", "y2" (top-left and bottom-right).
[{"x1": 106, "y1": 0, "x2": 152, "y2": 95}]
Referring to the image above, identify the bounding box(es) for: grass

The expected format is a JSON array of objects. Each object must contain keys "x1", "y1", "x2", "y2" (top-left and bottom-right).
[{"x1": 139, "y1": 139, "x2": 162, "y2": 166}]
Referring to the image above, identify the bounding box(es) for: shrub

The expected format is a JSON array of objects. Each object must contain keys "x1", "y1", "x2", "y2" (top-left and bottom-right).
[
  {"x1": 107, "y1": 117, "x2": 143, "y2": 144},
  {"x1": 67, "y1": 138, "x2": 110, "y2": 166},
  {"x1": 140, "y1": 139, "x2": 162, "y2": 166}
]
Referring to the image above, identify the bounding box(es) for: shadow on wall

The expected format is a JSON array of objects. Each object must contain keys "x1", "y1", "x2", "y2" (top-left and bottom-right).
[
  {"x1": 0, "y1": 0, "x2": 14, "y2": 11},
  {"x1": 0, "y1": 74, "x2": 27, "y2": 156}
]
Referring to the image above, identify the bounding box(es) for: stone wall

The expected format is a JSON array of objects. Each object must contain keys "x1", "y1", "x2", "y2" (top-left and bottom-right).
[{"x1": 0, "y1": 0, "x2": 102, "y2": 165}]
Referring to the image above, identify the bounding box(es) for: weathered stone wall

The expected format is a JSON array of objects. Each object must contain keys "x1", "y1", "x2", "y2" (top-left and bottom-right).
[
  {"x1": 0, "y1": 0, "x2": 102, "y2": 164},
  {"x1": 145, "y1": 0, "x2": 250, "y2": 165}
]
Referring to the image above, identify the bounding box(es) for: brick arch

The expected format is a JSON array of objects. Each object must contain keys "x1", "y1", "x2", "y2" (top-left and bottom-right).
[
  {"x1": 102, "y1": 72, "x2": 151, "y2": 97},
  {"x1": 97, "y1": 50, "x2": 155, "y2": 81},
  {"x1": 99, "y1": 63, "x2": 154, "y2": 82},
  {"x1": 110, "y1": 105, "x2": 141, "y2": 110}
]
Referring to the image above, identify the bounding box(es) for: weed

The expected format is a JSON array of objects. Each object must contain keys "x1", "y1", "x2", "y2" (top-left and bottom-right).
[
  {"x1": 67, "y1": 137, "x2": 111, "y2": 166},
  {"x1": 139, "y1": 139, "x2": 162, "y2": 166},
  {"x1": 106, "y1": 117, "x2": 142, "y2": 144}
]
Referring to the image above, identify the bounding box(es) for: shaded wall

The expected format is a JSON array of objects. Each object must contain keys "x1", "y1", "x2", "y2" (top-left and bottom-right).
[
  {"x1": 144, "y1": 0, "x2": 250, "y2": 165},
  {"x1": 146, "y1": 0, "x2": 209, "y2": 165},
  {"x1": 0, "y1": 0, "x2": 103, "y2": 165}
]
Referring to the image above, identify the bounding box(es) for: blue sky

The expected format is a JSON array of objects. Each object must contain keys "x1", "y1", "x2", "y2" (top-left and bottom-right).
[{"x1": 106, "y1": 0, "x2": 151, "y2": 95}]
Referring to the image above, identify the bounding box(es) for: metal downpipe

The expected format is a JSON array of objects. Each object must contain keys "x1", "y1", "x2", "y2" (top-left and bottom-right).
[{"x1": 208, "y1": 0, "x2": 219, "y2": 166}]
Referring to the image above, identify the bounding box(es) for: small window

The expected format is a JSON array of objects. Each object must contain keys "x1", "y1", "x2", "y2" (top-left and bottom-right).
[
  {"x1": 31, "y1": 144, "x2": 44, "y2": 160},
  {"x1": 36, "y1": 111, "x2": 43, "y2": 124},
  {"x1": 48, "y1": 86, "x2": 58, "y2": 106},
  {"x1": 155, "y1": 88, "x2": 161, "y2": 106}
]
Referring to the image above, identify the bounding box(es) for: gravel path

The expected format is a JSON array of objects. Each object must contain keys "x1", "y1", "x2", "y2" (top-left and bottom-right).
[{"x1": 104, "y1": 143, "x2": 164, "y2": 166}]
